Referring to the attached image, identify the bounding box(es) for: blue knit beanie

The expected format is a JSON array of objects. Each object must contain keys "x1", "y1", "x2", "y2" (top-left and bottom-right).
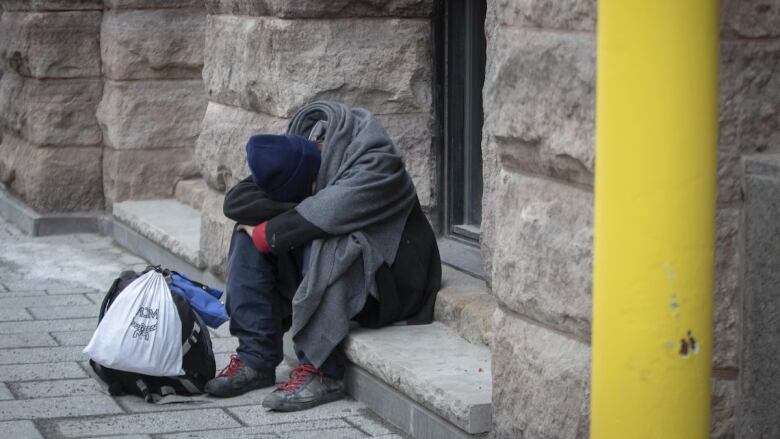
[{"x1": 246, "y1": 134, "x2": 322, "y2": 203}]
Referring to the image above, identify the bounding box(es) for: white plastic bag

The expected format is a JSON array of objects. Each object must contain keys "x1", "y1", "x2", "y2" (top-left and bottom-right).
[{"x1": 83, "y1": 270, "x2": 184, "y2": 376}]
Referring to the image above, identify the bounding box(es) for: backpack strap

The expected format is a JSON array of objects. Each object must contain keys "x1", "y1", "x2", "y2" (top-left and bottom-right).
[
  {"x1": 176, "y1": 377, "x2": 201, "y2": 394},
  {"x1": 182, "y1": 321, "x2": 201, "y2": 356},
  {"x1": 90, "y1": 360, "x2": 124, "y2": 396}
]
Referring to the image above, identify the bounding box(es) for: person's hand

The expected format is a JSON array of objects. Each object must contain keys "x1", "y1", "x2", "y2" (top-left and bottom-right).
[{"x1": 237, "y1": 224, "x2": 256, "y2": 236}]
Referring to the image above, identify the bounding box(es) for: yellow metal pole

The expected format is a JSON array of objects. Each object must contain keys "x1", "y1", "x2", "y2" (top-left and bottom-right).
[{"x1": 591, "y1": 1, "x2": 719, "y2": 438}]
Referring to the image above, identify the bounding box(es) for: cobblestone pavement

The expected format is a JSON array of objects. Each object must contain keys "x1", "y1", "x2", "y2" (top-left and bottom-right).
[{"x1": 0, "y1": 216, "x2": 405, "y2": 439}]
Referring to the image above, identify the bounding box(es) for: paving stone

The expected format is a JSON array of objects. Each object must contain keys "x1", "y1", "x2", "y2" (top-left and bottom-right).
[
  {"x1": 0, "y1": 383, "x2": 13, "y2": 400},
  {"x1": 0, "y1": 346, "x2": 89, "y2": 365},
  {"x1": 0, "y1": 362, "x2": 87, "y2": 382},
  {"x1": 0, "y1": 318, "x2": 95, "y2": 335},
  {"x1": 8, "y1": 378, "x2": 104, "y2": 399},
  {"x1": 0, "y1": 307, "x2": 32, "y2": 321},
  {"x1": 45, "y1": 288, "x2": 97, "y2": 295},
  {"x1": 228, "y1": 399, "x2": 364, "y2": 426},
  {"x1": 0, "y1": 394, "x2": 122, "y2": 421},
  {"x1": 159, "y1": 418, "x2": 353, "y2": 439},
  {"x1": 345, "y1": 414, "x2": 398, "y2": 436},
  {"x1": 0, "y1": 290, "x2": 48, "y2": 298},
  {"x1": 0, "y1": 420, "x2": 43, "y2": 438},
  {"x1": 27, "y1": 304, "x2": 98, "y2": 320},
  {"x1": 52, "y1": 408, "x2": 241, "y2": 437},
  {"x1": 50, "y1": 330, "x2": 94, "y2": 346},
  {"x1": 278, "y1": 428, "x2": 367, "y2": 439},
  {"x1": 85, "y1": 293, "x2": 106, "y2": 304},
  {"x1": 0, "y1": 332, "x2": 58, "y2": 349},
  {"x1": 0, "y1": 294, "x2": 91, "y2": 309}
]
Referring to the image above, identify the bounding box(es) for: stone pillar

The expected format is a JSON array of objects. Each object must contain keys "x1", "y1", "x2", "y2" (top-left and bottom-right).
[
  {"x1": 99, "y1": 0, "x2": 206, "y2": 206},
  {"x1": 197, "y1": 0, "x2": 434, "y2": 277},
  {"x1": 481, "y1": 1, "x2": 777, "y2": 438},
  {"x1": 0, "y1": 0, "x2": 104, "y2": 213}
]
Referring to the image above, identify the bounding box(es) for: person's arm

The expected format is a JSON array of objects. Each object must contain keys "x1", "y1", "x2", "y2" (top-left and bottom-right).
[
  {"x1": 242, "y1": 209, "x2": 331, "y2": 254},
  {"x1": 223, "y1": 177, "x2": 296, "y2": 225}
]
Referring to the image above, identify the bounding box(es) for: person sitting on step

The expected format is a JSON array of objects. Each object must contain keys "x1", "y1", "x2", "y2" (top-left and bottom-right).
[{"x1": 205, "y1": 101, "x2": 441, "y2": 412}]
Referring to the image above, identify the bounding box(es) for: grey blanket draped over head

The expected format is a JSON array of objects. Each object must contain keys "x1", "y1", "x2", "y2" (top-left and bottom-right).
[{"x1": 286, "y1": 101, "x2": 417, "y2": 367}]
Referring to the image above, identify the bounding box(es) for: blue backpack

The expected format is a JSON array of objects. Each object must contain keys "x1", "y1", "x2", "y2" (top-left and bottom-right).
[{"x1": 166, "y1": 270, "x2": 228, "y2": 328}]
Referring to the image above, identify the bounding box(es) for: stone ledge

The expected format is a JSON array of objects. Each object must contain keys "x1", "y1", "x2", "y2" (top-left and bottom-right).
[
  {"x1": 435, "y1": 266, "x2": 496, "y2": 347},
  {"x1": 0, "y1": 185, "x2": 107, "y2": 236},
  {"x1": 344, "y1": 322, "x2": 492, "y2": 434},
  {"x1": 112, "y1": 199, "x2": 202, "y2": 269}
]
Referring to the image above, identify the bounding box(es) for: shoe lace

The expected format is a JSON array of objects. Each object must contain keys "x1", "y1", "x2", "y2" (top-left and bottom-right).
[
  {"x1": 217, "y1": 354, "x2": 243, "y2": 378},
  {"x1": 277, "y1": 364, "x2": 322, "y2": 392}
]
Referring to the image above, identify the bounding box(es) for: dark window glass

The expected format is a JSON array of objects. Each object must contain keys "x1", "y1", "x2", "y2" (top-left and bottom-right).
[{"x1": 444, "y1": 0, "x2": 486, "y2": 243}]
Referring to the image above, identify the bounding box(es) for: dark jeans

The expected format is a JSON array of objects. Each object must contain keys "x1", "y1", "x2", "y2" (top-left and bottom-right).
[{"x1": 224, "y1": 230, "x2": 346, "y2": 378}]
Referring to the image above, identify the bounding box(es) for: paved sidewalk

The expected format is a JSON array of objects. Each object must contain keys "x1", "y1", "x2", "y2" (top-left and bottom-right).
[{"x1": 0, "y1": 216, "x2": 405, "y2": 439}]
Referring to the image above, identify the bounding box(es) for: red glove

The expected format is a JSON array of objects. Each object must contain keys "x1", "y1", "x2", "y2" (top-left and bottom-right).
[{"x1": 251, "y1": 221, "x2": 271, "y2": 253}]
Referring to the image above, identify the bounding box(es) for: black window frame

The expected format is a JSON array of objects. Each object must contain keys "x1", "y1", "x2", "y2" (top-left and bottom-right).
[{"x1": 434, "y1": 0, "x2": 488, "y2": 278}]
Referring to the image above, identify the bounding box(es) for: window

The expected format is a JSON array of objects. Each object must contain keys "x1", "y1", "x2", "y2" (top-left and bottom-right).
[{"x1": 437, "y1": 0, "x2": 487, "y2": 276}]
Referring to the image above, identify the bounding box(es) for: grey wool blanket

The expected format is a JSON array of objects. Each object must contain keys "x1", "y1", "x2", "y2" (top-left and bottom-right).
[{"x1": 286, "y1": 101, "x2": 417, "y2": 367}]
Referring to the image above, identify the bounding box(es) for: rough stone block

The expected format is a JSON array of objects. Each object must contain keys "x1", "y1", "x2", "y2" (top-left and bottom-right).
[
  {"x1": 0, "y1": 11, "x2": 101, "y2": 78},
  {"x1": 483, "y1": 28, "x2": 595, "y2": 187},
  {"x1": 196, "y1": 102, "x2": 288, "y2": 192},
  {"x1": 1, "y1": 1, "x2": 101, "y2": 11},
  {"x1": 104, "y1": 0, "x2": 204, "y2": 9},
  {"x1": 481, "y1": 27, "x2": 595, "y2": 279},
  {"x1": 721, "y1": 0, "x2": 780, "y2": 38},
  {"x1": 97, "y1": 79, "x2": 206, "y2": 150},
  {"x1": 711, "y1": 378, "x2": 736, "y2": 439},
  {"x1": 492, "y1": 171, "x2": 593, "y2": 340},
  {"x1": 103, "y1": 147, "x2": 198, "y2": 205},
  {"x1": 486, "y1": 0, "x2": 595, "y2": 32},
  {"x1": 0, "y1": 135, "x2": 104, "y2": 213},
  {"x1": 0, "y1": 73, "x2": 103, "y2": 147},
  {"x1": 738, "y1": 154, "x2": 780, "y2": 438},
  {"x1": 377, "y1": 113, "x2": 435, "y2": 210},
  {"x1": 199, "y1": 188, "x2": 233, "y2": 278},
  {"x1": 204, "y1": 0, "x2": 433, "y2": 17},
  {"x1": 174, "y1": 178, "x2": 207, "y2": 210},
  {"x1": 718, "y1": 39, "x2": 780, "y2": 203},
  {"x1": 101, "y1": 9, "x2": 205, "y2": 80},
  {"x1": 204, "y1": 15, "x2": 431, "y2": 118},
  {"x1": 492, "y1": 308, "x2": 590, "y2": 439},
  {"x1": 713, "y1": 208, "x2": 740, "y2": 369}
]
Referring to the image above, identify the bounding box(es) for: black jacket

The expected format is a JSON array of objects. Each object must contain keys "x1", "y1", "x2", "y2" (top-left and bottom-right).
[{"x1": 223, "y1": 177, "x2": 441, "y2": 327}]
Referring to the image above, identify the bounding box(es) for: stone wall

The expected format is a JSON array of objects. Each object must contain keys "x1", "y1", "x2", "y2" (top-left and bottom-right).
[
  {"x1": 482, "y1": 1, "x2": 779, "y2": 438},
  {"x1": 99, "y1": 0, "x2": 206, "y2": 206},
  {"x1": 197, "y1": 0, "x2": 436, "y2": 277},
  {"x1": 0, "y1": 0, "x2": 104, "y2": 212}
]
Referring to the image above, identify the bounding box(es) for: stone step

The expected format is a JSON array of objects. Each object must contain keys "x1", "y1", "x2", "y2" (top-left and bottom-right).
[
  {"x1": 111, "y1": 197, "x2": 492, "y2": 438},
  {"x1": 344, "y1": 322, "x2": 492, "y2": 437},
  {"x1": 111, "y1": 199, "x2": 223, "y2": 290},
  {"x1": 435, "y1": 266, "x2": 496, "y2": 347},
  {"x1": 174, "y1": 178, "x2": 208, "y2": 211}
]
